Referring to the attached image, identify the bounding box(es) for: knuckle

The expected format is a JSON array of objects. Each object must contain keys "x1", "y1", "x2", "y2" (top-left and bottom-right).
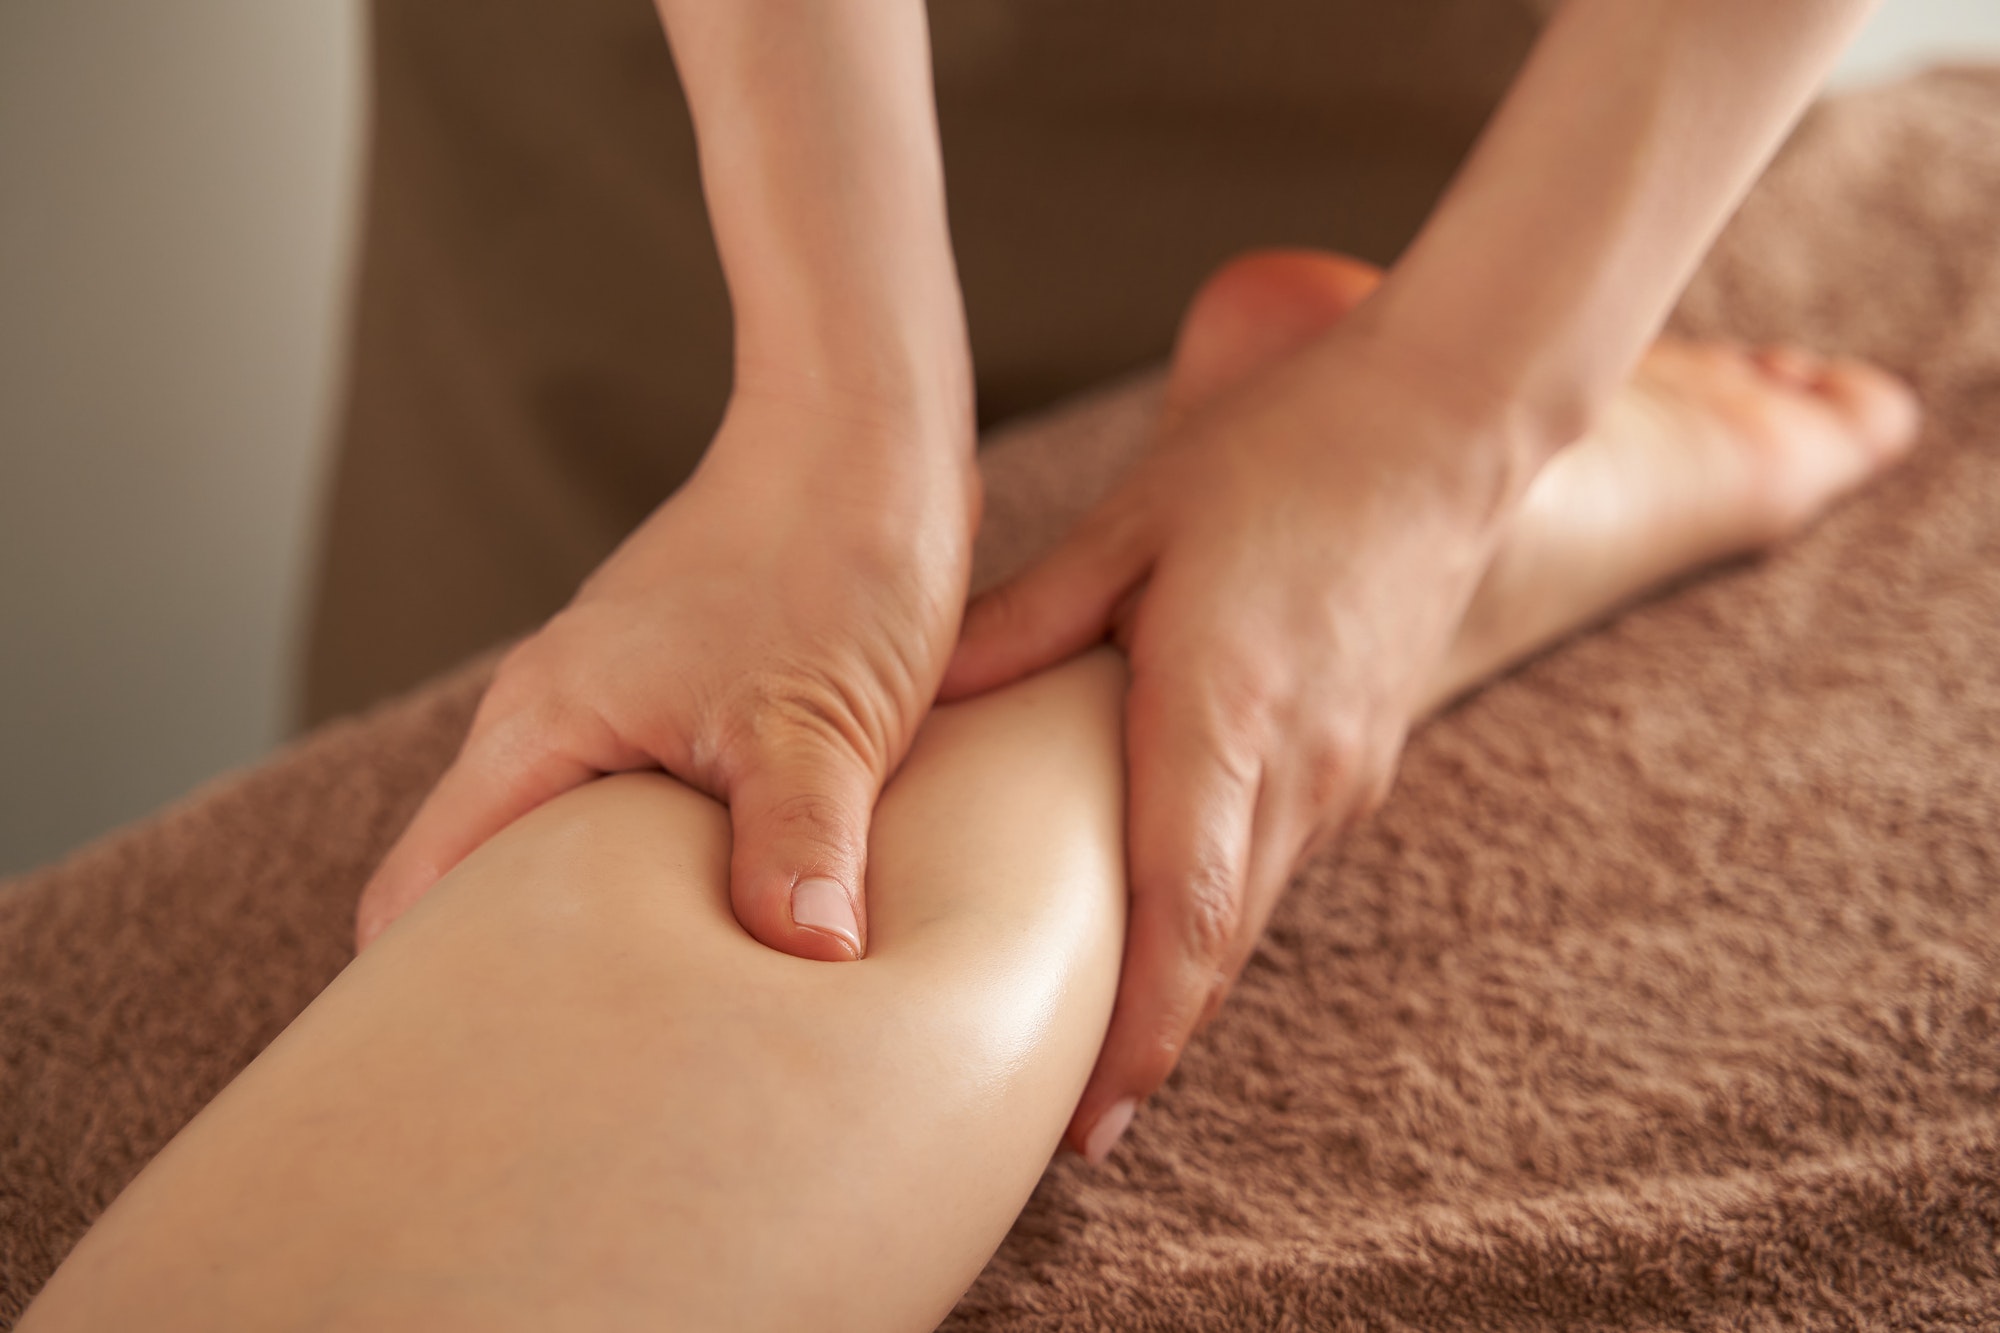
[
  {"x1": 766, "y1": 785, "x2": 846, "y2": 834},
  {"x1": 1322, "y1": 706, "x2": 1372, "y2": 765},
  {"x1": 1179, "y1": 862, "x2": 1244, "y2": 963},
  {"x1": 1204, "y1": 652, "x2": 1276, "y2": 727},
  {"x1": 752, "y1": 673, "x2": 887, "y2": 770},
  {"x1": 1299, "y1": 739, "x2": 1354, "y2": 814},
  {"x1": 1302, "y1": 710, "x2": 1373, "y2": 813},
  {"x1": 760, "y1": 788, "x2": 862, "y2": 862}
]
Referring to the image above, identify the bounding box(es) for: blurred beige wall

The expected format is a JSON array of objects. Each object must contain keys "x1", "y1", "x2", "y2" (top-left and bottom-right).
[
  {"x1": 1, "y1": 1, "x2": 1998, "y2": 875},
  {"x1": 1, "y1": 2, "x2": 363, "y2": 872}
]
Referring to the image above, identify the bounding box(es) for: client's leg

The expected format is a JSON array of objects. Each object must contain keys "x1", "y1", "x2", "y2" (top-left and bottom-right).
[
  {"x1": 21, "y1": 253, "x2": 1917, "y2": 1332},
  {"x1": 24, "y1": 654, "x2": 1132, "y2": 1333}
]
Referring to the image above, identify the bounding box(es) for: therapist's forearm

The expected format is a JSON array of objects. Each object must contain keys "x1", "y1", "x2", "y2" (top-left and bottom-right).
[
  {"x1": 654, "y1": 0, "x2": 972, "y2": 444},
  {"x1": 1370, "y1": 0, "x2": 1877, "y2": 473}
]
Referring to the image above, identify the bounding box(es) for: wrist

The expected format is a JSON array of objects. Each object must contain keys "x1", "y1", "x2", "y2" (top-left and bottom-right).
[
  {"x1": 1368, "y1": 280, "x2": 1592, "y2": 452},
  {"x1": 732, "y1": 276, "x2": 972, "y2": 421},
  {"x1": 729, "y1": 314, "x2": 975, "y2": 469},
  {"x1": 708, "y1": 364, "x2": 979, "y2": 529}
]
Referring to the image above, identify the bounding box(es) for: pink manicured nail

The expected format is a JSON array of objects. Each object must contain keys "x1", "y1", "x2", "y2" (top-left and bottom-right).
[
  {"x1": 792, "y1": 877, "x2": 860, "y2": 955},
  {"x1": 1083, "y1": 1098, "x2": 1137, "y2": 1165}
]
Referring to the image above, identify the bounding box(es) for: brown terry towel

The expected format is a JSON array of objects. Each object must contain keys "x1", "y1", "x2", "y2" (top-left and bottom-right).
[{"x1": 5, "y1": 68, "x2": 2000, "y2": 1328}]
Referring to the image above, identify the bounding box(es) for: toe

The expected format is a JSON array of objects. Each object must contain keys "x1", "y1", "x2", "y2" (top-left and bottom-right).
[
  {"x1": 1636, "y1": 337, "x2": 1917, "y2": 547},
  {"x1": 1808, "y1": 357, "x2": 1922, "y2": 463},
  {"x1": 1750, "y1": 344, "x2": 1822, "y2": 389},
  {"x1": 1746, "y1": 344, "x2": 1919, "y2": 463}
]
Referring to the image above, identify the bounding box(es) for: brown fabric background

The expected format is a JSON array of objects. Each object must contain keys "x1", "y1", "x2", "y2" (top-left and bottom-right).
[
  {"x1": 302, "y1": 0, "x2": 1542, "y2": 724},
  {"x1": 5, "y1": 69, "x2": 2000, "y2": 1328}
]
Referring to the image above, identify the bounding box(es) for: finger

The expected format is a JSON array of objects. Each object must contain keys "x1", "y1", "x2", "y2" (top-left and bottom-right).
[
  {"x1": 941, "y1": 496, "x2": 1154, "y2": 700},
  {"x1": 354, "y1": 714, "x2": 612, "y2": 951},
  {"x1": 1069, "y1": 670, "x2": 1261, "y2": 1164},
  {"x1": 727, "y1": 727, "x2": 884, "y2": 962}
]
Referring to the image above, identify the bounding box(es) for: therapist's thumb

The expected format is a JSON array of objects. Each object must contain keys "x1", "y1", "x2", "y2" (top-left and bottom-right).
[{"x1": 727, "y1": 732, "x2": 880, "y2": 961}]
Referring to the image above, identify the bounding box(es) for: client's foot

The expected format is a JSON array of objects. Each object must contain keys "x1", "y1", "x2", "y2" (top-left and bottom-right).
[{"x1": 1166, "y1": 250, "x2": 1922, "y2": 712}]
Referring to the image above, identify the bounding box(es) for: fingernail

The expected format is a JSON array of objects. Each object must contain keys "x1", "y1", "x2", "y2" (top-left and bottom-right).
[
  {"x1": 1083, "y1": 1098, "x2": 1137, "y2": 1165},
  {"x1": 791, "y1": 877, "x2": 860, "y2": 956}
]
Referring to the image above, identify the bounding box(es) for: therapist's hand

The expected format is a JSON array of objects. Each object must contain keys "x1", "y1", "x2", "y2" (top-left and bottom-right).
[
  {"x1": 943, "y1": 251, "x2": 1545, "y2": 1162},
  {"x1": 356, "y1": 387, "x2": 977, "y2": 960}
]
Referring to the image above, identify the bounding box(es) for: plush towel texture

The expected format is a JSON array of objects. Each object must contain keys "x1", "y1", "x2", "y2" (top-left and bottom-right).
[{"x1": 4, "y1": 69, "x2": 1999, "y2": 1329}]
